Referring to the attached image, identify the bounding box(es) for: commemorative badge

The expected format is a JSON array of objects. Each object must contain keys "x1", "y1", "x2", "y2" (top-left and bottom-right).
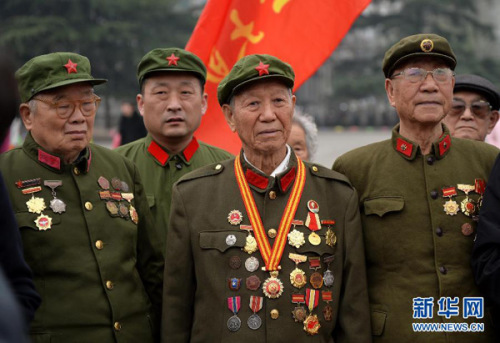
[
  {"x1": 461, "y1": 222, "x2": 474, "y2": 236},
  {"x1": 248, "y1": 296, "x2": 263, "y2": 330},
  {"x1": 289, "y1": 253, "x2": 308, "y2": 289},
  {"x1": 105, "y1": 201, "x2": 119, "y2": 217},
  {"x1": 245, "y1": 256, "x2": 260, "y2": 272},
  {"x1": 291, "y1": 293, "x2": 307, "y2": 322},
  {"x1": 458, "y1": 184, "x2": 476, "y2": 217},
  {"x1": 227, "y1": 296, "x2": 242, "y2": 332},
  {"x1": 325, "y1": 228, "x2": 337, "y2": 247},
  {"x1": 97, "y1": 176, "x2": 110, "y2": 189},
  {"x1": 322, "y1": 290, "x2": 333, "y2": 321},
  {"x1": 442, "y1": 186, "x2": 459, "y2": 216},
  {"x1": 228, "y1": 278, "x2": 242, "y2": 291},
  {"x1": 34, "y1": 214, "x2": 52, "y2": 231},
  {"x1": 240, "y1": 225, "x2": 258, "y2": 254},
  {"x1": 44, "y1": 180, "x2": 66, "y2": 214},
  {"x1": 304, "y1": 288, "x2": 320, "y2": 335},
  {"x1": 246, "y1": 275, "x2": 262, "y2": 291},
  {"x1": 120, "y1": 181, "x2": 129, "y2": 192},
  {"x1": 225, "y1": 234, "x2": 237, "y2": 246},
  {"x1": 129, "y1": 205, "x2": 139, "y2": 224},
  {"x1": 228, "y1": 210, "x2": 243, "y2": 225},
  {"x1": 323, "y1": 255, "x2": 335, "y2": 287},
  {"x1": 475, "y1": 178, "x2": 485, "y2": 210},
  {"x1": 229, "y1": 255, "x2": 242, "y2": 270},
  {"x1": 288, "y1": 229, "x2": 305, "y2": 248},
  {"x1": 26, "y1": 195, "x2": 46, "y2": 214},
  {"x1": 111, "y1": 177, "x2": 122, "y2": 190},
  {"x1": 262, "y1": 271, "x2": 284, "y2": 299},
  {"x1": 15, "y1": 178, "x2": 41, "y2": 189}
]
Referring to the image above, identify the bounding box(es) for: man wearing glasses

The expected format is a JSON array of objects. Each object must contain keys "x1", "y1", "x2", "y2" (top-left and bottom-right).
[
  {"x1": 443, "y1": 74, "x2": 500, "y2": 142},
  {"x1": 333, "y1": 34, "x2": 498, "y2": 342},
  {"x1": 0, "y1": 52, "x2": 164, "y2": 342}
]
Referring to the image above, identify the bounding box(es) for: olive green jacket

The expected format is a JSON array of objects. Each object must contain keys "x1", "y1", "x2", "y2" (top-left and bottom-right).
[
  {"x1": 115, "y1": 135, "x2": 232, "y2": 247},
  {"x1": 162, "y1": 152, "x2": 371, "y2": 343},
  {"x1": 333, "y1": 124, "x2": 499, "y2": 343},
  {"x1": 0, "y1": 133, "x2": 164, "y2": 343}
]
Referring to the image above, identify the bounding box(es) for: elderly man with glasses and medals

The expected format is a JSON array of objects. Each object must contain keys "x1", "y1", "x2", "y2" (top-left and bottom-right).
[
  {"x1": 333, "y1": 34, "x2": 499, "y2": 343},
  {"x1": 161, "y1": 54, "x2": 371, "y2": 343},
  {"x1": 0, "y1": 52, "x2": 164, "y2": 342}
]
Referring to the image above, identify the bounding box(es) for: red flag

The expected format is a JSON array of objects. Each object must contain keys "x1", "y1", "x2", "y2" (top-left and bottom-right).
[{"x1": 187, "y1": 0, "x2": 372, "y2": 154}]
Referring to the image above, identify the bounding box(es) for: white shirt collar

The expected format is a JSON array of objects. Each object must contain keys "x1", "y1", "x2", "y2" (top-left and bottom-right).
[{"x1": 243, "y1": 145, "x2": 292, "y2": 177}]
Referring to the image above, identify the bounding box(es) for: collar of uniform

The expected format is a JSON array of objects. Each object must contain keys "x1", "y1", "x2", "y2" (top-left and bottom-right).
[
  {"x1": 146, "y1": 134, "x2": 199, "y2": 166},
  {"x1": 22, "y1": 132, "x2": 91, "y2": 173},
  {"x1": 239, "y1": 149, "x2": 297, "y2": 194},
  {"x1": 391, "y1": 124, "x2": 452, "y2": 160}
]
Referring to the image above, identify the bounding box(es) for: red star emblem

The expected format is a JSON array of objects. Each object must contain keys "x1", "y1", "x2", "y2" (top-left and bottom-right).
[
  {"x1": 64, "y1": 59, "x2": 78, "y2": 74},
  {"x1": 166, "y1": 53, "x2": 180, "y2": 66},
  {"x1": 255, "y1": 61, "x2": 270, "y2": 76}
]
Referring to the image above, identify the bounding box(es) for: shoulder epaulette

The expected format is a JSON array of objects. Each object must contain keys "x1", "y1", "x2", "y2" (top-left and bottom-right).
[{"x1": 307, "y1": 163, "x2": 352, "y2": 187}]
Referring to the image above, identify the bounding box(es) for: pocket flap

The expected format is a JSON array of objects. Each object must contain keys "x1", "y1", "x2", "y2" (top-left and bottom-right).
[
  {"x1": 146, "y1": 194, "x2": 155, "y2": 208},
  {"x1": 364, "y1": 196, "x2": 404, "y2": 217},
  {"x1": 15, "y1": 211, "x2": 61, "y2": 230},
  {"x1": 371, "y1": 310, "x2": 387, "y2": 336},
  {"x1": 199, "y1": 231, "x2": 247, "y2": 252}
]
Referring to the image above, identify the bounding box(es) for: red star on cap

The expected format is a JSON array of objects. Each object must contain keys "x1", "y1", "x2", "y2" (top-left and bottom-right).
[
  {"x1": 64, "y1": 59, "x2": 78, "y2": 74},
  {"x1": 255, "y1": 61, "x2": 270, "y2": 76},
  {"x1": 166, "y1": 53, "x2": 180, "y2": 66}
]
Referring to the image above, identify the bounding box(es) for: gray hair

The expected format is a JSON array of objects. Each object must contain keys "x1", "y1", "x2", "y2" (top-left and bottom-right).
[{"x1": 292, "y1": 108, "x2": 318, "y2": 160}]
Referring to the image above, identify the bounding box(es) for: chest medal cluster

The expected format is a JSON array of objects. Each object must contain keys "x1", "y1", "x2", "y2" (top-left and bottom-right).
[
  {"x1": 224, "y1": 156, "x2": 337, "y2": 336},
  {"x1": 97, "y1": 176, "x2": 138, "y2": 224}
]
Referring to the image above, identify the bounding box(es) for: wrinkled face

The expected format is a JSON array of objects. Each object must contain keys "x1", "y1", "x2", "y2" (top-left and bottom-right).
[
  {"x1": 138, "y1": 72, "x2": 207, "y2": 144},
  {"x1": 385, "y1": 57, "x2": 455, "y2": 128},
  {"x1": 288, "y1": 123, "x2": 309, "y2": 161},
  {"x1": 443, "y1": 91, "x2": 499, "y2": 141},
  {"x1": 21, "y1": 83, "x2": 96, "y2": 162},
  {"x1": 223, "y1": 80, "x2": 295, "y2": 156}
]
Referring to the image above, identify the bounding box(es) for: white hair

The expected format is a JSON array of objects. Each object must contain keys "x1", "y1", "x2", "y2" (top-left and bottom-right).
[{"x1": 292, "y1": 108, "x2": 318, "y2": 160}]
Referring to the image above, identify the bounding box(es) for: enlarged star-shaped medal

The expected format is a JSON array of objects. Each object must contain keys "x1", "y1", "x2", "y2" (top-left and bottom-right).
[
  {"x1": 26, "y1": 196, "x2": 46, "y2": 214},
  {"x1": 443, "y1": 199, "x2": 459, "y2": 215},
  {"x1": 287, "y1": 229, "x2": 305, "y2": 248}
]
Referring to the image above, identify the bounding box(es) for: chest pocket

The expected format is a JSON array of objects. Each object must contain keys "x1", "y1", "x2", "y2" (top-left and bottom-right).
[
  {"x1": 15, "y1": 211, "x2": 62, "y2": 230},
  {"x1": 363, "y1": 196, "x2": 404, "y2": 217},
  {"x1": 199, "y1": 231, "x2": 247, "y2": 253}
]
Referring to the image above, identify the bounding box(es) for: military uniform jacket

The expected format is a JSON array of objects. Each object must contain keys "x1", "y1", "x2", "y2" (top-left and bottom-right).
[
  {"x1": 0, "y1": 133, "x2": 164, "y2": 343},
  {"x1": 333, "y1": 124, "x2": 499, "y2": 343},
  {"x1": 115, "y1": 135, "x2": 232, "y2": 247},
  {"x1": 162, "y1": 152, "x2": 371, "y2": 343}
]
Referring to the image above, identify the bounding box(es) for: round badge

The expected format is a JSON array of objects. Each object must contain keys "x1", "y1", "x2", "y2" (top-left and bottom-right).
[
  {"x1": 226, "y1": 234, "x2": 237, "y2": 246},
  {"x1": 307, "y1": 200, "x2": 319, "y2": 213},
  {"x1": 245, "y1": 256, "x2": 260, "y2": 272},
  {"x1": 267, "y1": 228, "x2": 277, "y2": 239},
  {"x1": 292, "y1": 306, "x2": 307, "y2": 323},
  {"x1": 228, "y1": 210, "x2": 243, "y2": 225},
  {"x1": 420, "y1": 39, "x2": 434, "y2": 52},
  {"x1": 247, "y1": 314, "x2": 262, "y2": 330},
  {"x1": 461, "y1": 222, "x2": 474, "y2": 236},
  {"x1": 460, "y1": 199, "x2": 475, "y2": 217},
  {"x1": 262, "y1": 277, "x2": 284, "y2": 299},
  {"x1": 290, "y1": 268, "x2": 307, "y2": 288},
  {"x1": 310, "y1": 272, "x2": 324, "y2": 289},
  {"x1": 229, "y1": 255, "x2": 242, "y2": 269},
  {"x1": 246, "y1": 275, "x2": 262, "y2": 291},
  {"x1": 308, "y1": 232, "x2": 321, "y2": 246},
  {"x1": 288, "y1": 229, "x2": 305, "y2": 248},
  {"x1": 227, "y1": 315, "x2": 241, "y2": 332},
  {"x1": 323, "y1": 269, "x2": 334, "y2": 287}
]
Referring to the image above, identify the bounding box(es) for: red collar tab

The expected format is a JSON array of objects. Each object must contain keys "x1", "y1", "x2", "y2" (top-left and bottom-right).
[
  {"x1": 255, "y1": 61, "x2": 270, "y2": 76},
  {"x1": 148, "y1": 140, "x2": 169, "y2": 165},
  {"x1": 279, "y1": 167, "x2": 296, "y2": 193},
  {"x1": 64, "y1": 59, "x2": 78, "y2": 74},
  {"x1": 38, "y1": 149, "x2": 61, "y2": 170},
  {"x1": 438, "y1": 134, "x2": 451, "y2": 157},
  {"x1": 396, "y1": 137, "x2": 413, "y2": 157},
  {"x1": 166, "y1": 53, "x2": 180, "y2": 66},
  {"x1": 245, "y1": 168, "x2": 269, "y2": 190},
  {"x1": 183, "y1": 137, "x2": 199, "y2": 162}
]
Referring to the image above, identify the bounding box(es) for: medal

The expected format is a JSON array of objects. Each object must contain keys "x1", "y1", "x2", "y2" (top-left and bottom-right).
[
  {"x1": 304, "y1": 288, "x2": 320, "y2": 335},
  {"x1": 227, "y1": 296, "x2": 242, "y2": 332},
  {"x1": 308, "y1": 232, "x2": 321, "y2": 245},
  {"x1": 111, "y1": 177, "x2": 122, "y2": 190},
  {"x1": 305, "y1": 200, "x2": 321, "y2": 232},
  {"x1": 15, "y1": 178, "x2": 41, "y2": 189},
  {"x1": 228, "y1": 210, "x2": 243, "y2": 225},
  {"x1": 323, "y1": 255, "x2": 335, "y2": 287},
  {"x1": 228, "y1": 278, "x2": 242, "y2": 291},
  {"x1": 442, "y1": 187, "x2": 459, "y2": 216},
  {"x1": 288, "y1": 229, "x2": 305, "y2": 248},
  {"x1": 118, "y1": 202, "x2": 130, "y2": 218},
  {"x1": 248, "y1": 296, "x2": 263, "y2": 330},
  {"x1": 229, "y1": 255, "x2": 242, "y2": 269},
  {"x1": 291, "y1": 293, "x2": 307, "y2": 322},
  {"x1": 475, "y1": 178, "x2": 485, "y2": 210},
  {"x1": 106, "y1": 201, "x2": 119, "y2": 217},
  {"x1": 289, "y1": 253, "x2": 308, "y2": 289},
  {"x1": 246, "y1": 275, "x2": 262, "y2": 291},
  {"x1": 26, "y1": 196, "x2": 46, "y2": 214},
  {"x1": 245, "y1": 256, "x2": 260, "y2": 272},
  {"x1": 225, "y1": 234, "x2": 237, "y2": 246},
  {"x1": 325, "y1": 228, "x2": 337, "y2": 247},
  {"x1": 129, "y1": 205, "x2": 139, "y2": 224},
  {"x1": 461, "y1": 222, "x2": 474, "y2": 236},
  {"x1": 120, "y1": 181, "x2": 129, "y2": 192},
  {"x1": 458, "y1": 184, "x2": 476, "y2": 217},
  {"x1": 34, "y1": 214, "x2": 52, "y2": 231},
  {"x1": 122, "y1": 193, "x2": 134, "y2": 202},
  {"x1": 44, "y1": 180, "x2": 66, "y2": 214},
  {"x1": 262, "y1": 271, "x2": 284, "y2": 299},
  {"x1": 240, "y1": 225, "x2": 258, "y2": 254},
  {"x1": 322, "y1": 291, "x2": 333, "y2": 321},
  {"x1": 110, "y1": 192, "x2": 122, "y2": 201},
  {"x1": 99, "y1": 190, "x2": 111, "y2": 200},
  {"x1": 98, "y1": 176, "x2": 110, "y2": 189}
]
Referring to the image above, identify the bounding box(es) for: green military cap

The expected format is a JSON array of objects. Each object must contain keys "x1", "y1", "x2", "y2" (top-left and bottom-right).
[
  {"x1": 15, "y1": 52, "x2": 107, "y2": 103},
  {"x1": 137, "y1": 48, "x2": 207, "y2": 85},
  {"x1": 217, "y1": 54, "x2": 295, "y2": 106},
  {"x1": 382, "y1": 33, "x2": 457, "y2": 78}
]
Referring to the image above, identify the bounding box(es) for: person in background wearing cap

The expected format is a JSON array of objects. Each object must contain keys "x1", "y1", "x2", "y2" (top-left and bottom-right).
[
  {"x1": 287, "y1": 108, "x2": 318, "y2": 162},
  {"x1": 0, "y1": 52, "x2": 164, "y2": 342},
  {"x1": 333, "y1": 34, "x2": 498, "y2": 342},
  {"x1": 443, "y1": 74, "x2": 500, "y2": 141},
  {"x1": 115, "y1": 48, "x2": 232, "y2": 248},
  {"x1": 161, "y1": 54, "x2": 370, "y2": 342}
]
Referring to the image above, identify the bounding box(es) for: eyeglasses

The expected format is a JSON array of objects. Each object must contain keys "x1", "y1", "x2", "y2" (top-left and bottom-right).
[
  {"x1": 449, "y1": 99, "x2": 492, "y2": 120},
  {"x1": 391, "y1": 68, "x2": 454, "y2": 83},
  {"x1": 33, "y1": 95, "x2": 101, "y2": 119}
]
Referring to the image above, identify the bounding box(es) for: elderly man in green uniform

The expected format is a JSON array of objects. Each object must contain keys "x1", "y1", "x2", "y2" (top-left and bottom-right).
[
  {"x1": 333, "y1": 34, "x2": 498, "y2": 342},
  {"x1": 115, "y1": 48, "x2": 232, "y2": 247},
  {"x1": 0, "y1": 52, "x2": 164, "y2": 342},
  {"x1": 162, "y1": 54, "x2": 371, "y2": 342}
]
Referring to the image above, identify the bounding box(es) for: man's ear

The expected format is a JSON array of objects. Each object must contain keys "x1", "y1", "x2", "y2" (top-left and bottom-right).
[
  {"x1": 222, "y1": 104, "x2": 237, "y2": 133},
  {"x1": 487, "y1": 110, "x2": 500, "y2": 134},
  {"x1": 385, "y1": 78, "x2": 397, "y2": 108},
  {"x1": 19, "y1": 103, "x2": 34, "y2": 130}
]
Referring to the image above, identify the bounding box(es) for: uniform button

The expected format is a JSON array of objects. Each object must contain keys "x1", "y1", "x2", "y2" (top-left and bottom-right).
[
  {"x1": 85, "y1": 202, "x2": 93, "y2": 211},
  {"x1": 269, "y1": 191, "x2": 277, "y2": 200},
  {"x1": 73, "y1": 167, "x2": 80, "y2": 175},
  {"x1": 114, "y1": 322, "x2": 122, "y2": 331},
  {"x1": 439, "y1": 266, "x2": 447, "y2": 275},
  {"x1": 106, "y1": 280, "x2": 114, "y2": 290},
  {"x1": 426, "y1": 156, "x2": 435, "y2": 165},
  {"x1": 312, "y1": 166, "x2": 318, "y2": 172},
  {"x1": 268, "y1": 228, "x2": 277, "y2": 239},
  {"x1": 430, "y1": 190, "x2": 438, "y2": 199},
  {"x1": 95, "y1": 240, "x2": 104, "y2": 250},
  {"x1": 215, "y1": 164, "x2": 222, "y2": 170},
  {"x1": 175, "y1": 163, "x2": 182, "y2": 170},
  {"x1": 270, "y1": 309, "x2": 279, "y2": 319},
  {"x1": 435, "y1": 227, "x2": 443, "y2": 237}
]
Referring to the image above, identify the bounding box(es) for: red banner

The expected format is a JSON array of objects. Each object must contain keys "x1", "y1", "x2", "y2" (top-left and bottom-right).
[{"x1": 187, "y1": 0, "x2": 372, "y2": 154}]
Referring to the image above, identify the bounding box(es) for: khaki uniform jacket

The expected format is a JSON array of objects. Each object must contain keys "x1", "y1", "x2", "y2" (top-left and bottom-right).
[
  {"x1": 162, "y1": 152, "x2": 371, "y2": 343},
  {"x1": 0, "y1": 133, "x2": 164, "y2": 343},
  {"x1": 115, "y1": 135, "x2": 232, "y2": 247},
  {"x1": 333, "y1": 124, "x2": 499, "y2": 343}
]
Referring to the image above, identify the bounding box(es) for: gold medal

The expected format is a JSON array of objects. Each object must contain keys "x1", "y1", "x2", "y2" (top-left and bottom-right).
[
  {"x1": 288, "y1": 229, "x2": 305, "y2": 248},
  {"x1": 308, "y1": 232, "x2": 321, "y2": 245},
  {"x1": 290, "y1": 268, "x2": 307, "y2": 289},
  {"x1": 303, "y1": 314, "x2": 321, "y2": 335},
  {"x1": 26, "y1": 196, "x2": 46, "y2": 214},
  {"x1": 325, "y1": 228, "x2": 337, "y2": 247},
  {"x1": 34, "y1": 214, "x2": 52, "y2": 231},
  {"x1": 443, "y1": 199, "x2": 459, "y2": 216},
  {"x1": 243, "y1": 234, "x2": 258, "y2": 254}
]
